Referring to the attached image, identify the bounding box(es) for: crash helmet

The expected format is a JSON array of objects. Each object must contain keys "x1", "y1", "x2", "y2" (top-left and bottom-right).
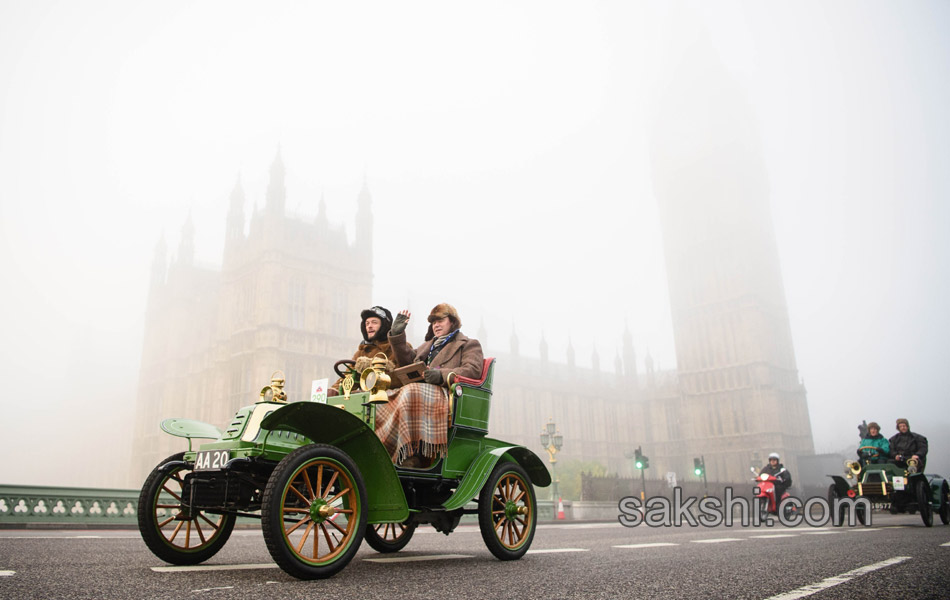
[{"x1": 768, "y1": 452, "x2": 780, "y2": 461}]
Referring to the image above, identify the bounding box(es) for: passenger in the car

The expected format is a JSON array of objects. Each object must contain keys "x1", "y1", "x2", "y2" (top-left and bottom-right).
[
  {"x1": 329, "y1": 305, "x2": 399, "y2": 397},
  {"x1": 375, "y1": 303, "x2": 484, "y2": 468}
]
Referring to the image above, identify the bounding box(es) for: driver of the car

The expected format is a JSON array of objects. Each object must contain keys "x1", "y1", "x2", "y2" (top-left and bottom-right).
[
  {"x1": 329, "y1": 305, "x2": 399, "y2": 396},
  {"x1": 856, "y1": 421, "x2": 889, "y2": 467},
  {"x1": 759, "y1": 452, "x2": 792, "y2": 500}
]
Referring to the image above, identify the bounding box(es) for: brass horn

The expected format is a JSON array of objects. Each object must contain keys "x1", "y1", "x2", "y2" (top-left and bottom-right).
[{"x1": 845, "y1": 460, "x2": 862, "y2": 479}]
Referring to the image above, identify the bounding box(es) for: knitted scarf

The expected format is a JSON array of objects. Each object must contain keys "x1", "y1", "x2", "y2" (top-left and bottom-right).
[{"x1": 426, "y1": 330, "x2": 459, "y2": 365}]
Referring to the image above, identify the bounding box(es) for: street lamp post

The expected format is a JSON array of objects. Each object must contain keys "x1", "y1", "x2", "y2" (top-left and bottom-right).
[{"x1": 540, "y1": 418, "x2": 563, "y2": 505}]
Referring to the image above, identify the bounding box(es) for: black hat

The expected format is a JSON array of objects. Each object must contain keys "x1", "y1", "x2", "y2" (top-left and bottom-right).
[{"x1": 360, "y1": 306, "x2": 393, "y2": 342}]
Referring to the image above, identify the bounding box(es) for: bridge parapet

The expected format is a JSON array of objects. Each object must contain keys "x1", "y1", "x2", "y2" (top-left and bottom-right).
[{"x1": 0, "y1": 484, "x2": 139, "y2": 527}]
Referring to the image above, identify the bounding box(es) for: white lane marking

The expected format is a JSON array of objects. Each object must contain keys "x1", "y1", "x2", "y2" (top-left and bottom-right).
[
  {"x1": 526, "y1": 548, "x2": 589, "y2": 554},
  {"x1": 691, "y1": 537, "x2": 742, "y2": 544},
  {"x1": 762, "y1": 556, "x2": 912, "y2": 600},
  {"x1": 0, "y1": 535, "x2": 138, "y2": 539},
  {"x1": 363, "y1": 554, "x2": 473, "y2": 563},
  {"x1": 0, "y1": 570, "x2": 15, "y2": 577},
  {"x1": 941, "y1": 541, "x2": 950, "y2": 547},
  {"x1": 845, "y1": 528, "x2": 879, "y2": 532},
  {"x1": 750, "y1": 534, "x2": 798, "y2": 539},
  {"x1": 541, "y1": 523, "x2": 618, "y2": 529},
  {"x1": 192, "y1": 587, "x2": 234, "y2": 593},
  {"x1": 152, "y1": 563, "x2": 278, "y2": 573},
  {"x1": 802, "y1": 531, "x2": 841, "y2": 535},
  {"x1": 614, "y1": 543, "x2": 679, "y2": 549}
]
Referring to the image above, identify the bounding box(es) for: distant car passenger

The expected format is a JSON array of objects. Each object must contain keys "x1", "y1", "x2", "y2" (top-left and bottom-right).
[
  {"x1": 889, "y1": 418, "x2": 928, "y2": 473},
  {"x1": 375, "y1": 303, "x2": 484, "y2": 469}
]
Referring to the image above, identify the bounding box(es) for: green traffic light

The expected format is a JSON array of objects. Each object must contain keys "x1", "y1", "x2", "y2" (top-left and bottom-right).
[
  {"x1": 636, "y1": 461, "x2": 643, "y2": 469},
  {"x1": 694, "y1": 468, "x2": 702, "y2": 476}
]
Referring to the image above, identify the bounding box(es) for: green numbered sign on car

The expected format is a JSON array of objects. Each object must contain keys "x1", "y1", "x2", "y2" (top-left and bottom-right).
[{"x1": 138, "y1": 359, "x2": 551, "y2": 579}]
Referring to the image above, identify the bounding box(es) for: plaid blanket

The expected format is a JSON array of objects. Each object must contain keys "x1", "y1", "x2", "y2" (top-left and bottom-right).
[{"x1": 374, "y1": 383, "x2": 449, "y2": 463}]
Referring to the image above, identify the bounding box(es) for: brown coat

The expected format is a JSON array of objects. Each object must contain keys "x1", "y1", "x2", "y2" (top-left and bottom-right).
[{"x1": 388, "y1": 330, "x2": 484, "y2": 384}]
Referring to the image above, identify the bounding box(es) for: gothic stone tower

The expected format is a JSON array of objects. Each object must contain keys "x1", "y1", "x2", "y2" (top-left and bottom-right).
[
  {"x1": 649, "y1": 42, "x2": 815, "y2": 483},
  {"x1": 130, "y1": 150, "x2": 373, "y2": 485}
]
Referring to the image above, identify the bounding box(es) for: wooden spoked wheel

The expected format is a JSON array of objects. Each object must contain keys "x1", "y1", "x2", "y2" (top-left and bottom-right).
[
  {"x1": 138, "y1": 452, "x2": 235, "y2": 565},
  {"x1": 365, "y1": 520, "x2": 417, "y2": 553},
  {"x1": 478, "y1": 461, "x2": 536, "y2": 560},
  {"x1": 262, "y1": 444, "x2": 367, "y2": 579}
]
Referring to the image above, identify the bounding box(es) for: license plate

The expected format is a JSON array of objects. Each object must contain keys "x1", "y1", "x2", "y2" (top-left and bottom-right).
[
  {"x1": 194, "y1": 449, "x2": 230, "y2": 471},
  {"x1": 892, "y1": 476, "x2": 905, "y2": 491}
]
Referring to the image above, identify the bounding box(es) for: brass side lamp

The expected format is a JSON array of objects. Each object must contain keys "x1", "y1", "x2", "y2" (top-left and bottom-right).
[{"x1": 360, "y1": 353, "x2": 392, "y2": 404}]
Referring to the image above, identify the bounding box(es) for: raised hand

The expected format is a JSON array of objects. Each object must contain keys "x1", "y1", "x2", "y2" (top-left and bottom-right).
[{"x1": 390, "y1": 309, "x2": 411, "y2": 336}]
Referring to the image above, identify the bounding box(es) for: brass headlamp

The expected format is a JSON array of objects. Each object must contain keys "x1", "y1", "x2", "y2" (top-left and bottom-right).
[
  {"x1": 360, "y1": 353, "x2": 392, "y2": 404},
  {"x1": 259, "y1": 370, "x2": 288, "y2": 403}
]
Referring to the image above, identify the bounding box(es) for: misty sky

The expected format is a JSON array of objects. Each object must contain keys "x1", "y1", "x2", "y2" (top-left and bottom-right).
[{"x1": 1, "y1": 1, "x2": 948, "y2": 487}]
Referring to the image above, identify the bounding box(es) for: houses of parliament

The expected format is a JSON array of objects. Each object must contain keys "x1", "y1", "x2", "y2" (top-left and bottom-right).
[{"x1": 130, "y1": 54, "x2": 815, "y2": 487}]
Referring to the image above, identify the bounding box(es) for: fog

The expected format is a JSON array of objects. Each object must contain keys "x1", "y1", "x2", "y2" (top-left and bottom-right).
[{"x1": 1, "y1": 1, "x2": 948, "y2": 488}]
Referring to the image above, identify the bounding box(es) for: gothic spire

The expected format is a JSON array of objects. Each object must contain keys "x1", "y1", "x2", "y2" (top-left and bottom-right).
[{"x1": 265, "y1": 146, "x2": 286, "y2": 215}]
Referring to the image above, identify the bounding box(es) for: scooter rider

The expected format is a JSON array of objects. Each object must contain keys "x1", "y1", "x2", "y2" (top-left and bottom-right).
[{"x1": 759, "y1": 452, "x2": 792, "y2": 501}]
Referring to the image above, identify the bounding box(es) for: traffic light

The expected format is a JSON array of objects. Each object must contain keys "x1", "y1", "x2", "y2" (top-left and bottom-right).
[
  {"x1": 641, "y1": 455, "x2": 650, "y2": 469},
  {"x1": 694, "y1": 457, "x2": 704, "y2": 477},
  {"x1": 634, "y1": 447, "x2": 644, "y2": 469}
]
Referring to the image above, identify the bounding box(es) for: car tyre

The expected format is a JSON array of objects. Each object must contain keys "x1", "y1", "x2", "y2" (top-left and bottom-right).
[
  {"x1": 916, "y1": 479, "x2": 933, "y2": 527},
  {"x1": 138, "y1": 452, "x2": 235, "y2": 565},
  {"x1": 827, "y1": 484, "x2": 847, "y2": 527},
  {"x1": 261, "y1": 444, "x2": 367, "y2": 579},
  {"x1": 478, "y1": 461, "x2": 537, "y2": 560},
  {"x1": 939, "y1": 483, "x2": 950, "y2": 526}
]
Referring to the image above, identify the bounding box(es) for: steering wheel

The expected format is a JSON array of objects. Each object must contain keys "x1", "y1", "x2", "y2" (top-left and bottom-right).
[
  {"x1": 858, "y1": 445, "x2": 880, "y2": 456},
  {"x1": 334, "y1": 359, "x2": 357, "y2": 379}
]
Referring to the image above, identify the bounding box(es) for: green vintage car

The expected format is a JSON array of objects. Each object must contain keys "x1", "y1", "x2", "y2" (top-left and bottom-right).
[
  {"x1": 137, "y1": 357, "x2": 550, "y2": 579},
  {"x1": 827, "y1": 457, "x2": 950, "y2": 527}
]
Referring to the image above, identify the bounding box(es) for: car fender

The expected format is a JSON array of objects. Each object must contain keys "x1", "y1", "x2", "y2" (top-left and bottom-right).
[
  {"x1": 260, "y1": 402, "x2": 409, "y2": 524},
  {"x1": 827, "y1": 475, "x2": 851, "y2": 497},
  {"x1": 442, "y1": 445, "x2": 551, "y2": 511},
  {"x1": 160, "y1": 418, "x2": 223, "y2": 440}
]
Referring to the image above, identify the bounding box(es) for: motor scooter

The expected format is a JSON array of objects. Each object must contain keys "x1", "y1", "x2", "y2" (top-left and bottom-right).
[{"x1": 751, "y1": 467, "x2": 796, "y2": 522}]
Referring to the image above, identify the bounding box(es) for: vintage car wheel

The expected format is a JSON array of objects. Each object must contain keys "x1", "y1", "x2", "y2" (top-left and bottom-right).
[
  {"x1": 827, "y1": 484, "x2": 845, "y2": 526},
  {"x1": 261, "y1": 444, "x2": 367, "y2": 579},
  {"x1": 138, "y1": 452, "x2": 235, "y2": 565},
  {"x1": 364, "y1": 520, "x2": 417, "y2": 553},
  {"x1": 939, "y1": 483, "x2": 950, "y2": 525},
  {"x1": 916, "y1": 479, "x2": 934, "y2": 527},
  {"x1": 855, "y1": 502, "x2": 867, "y2": 525},
  {"x1": 478, "y1": 461, "x2": 537, "y2": 560}
]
